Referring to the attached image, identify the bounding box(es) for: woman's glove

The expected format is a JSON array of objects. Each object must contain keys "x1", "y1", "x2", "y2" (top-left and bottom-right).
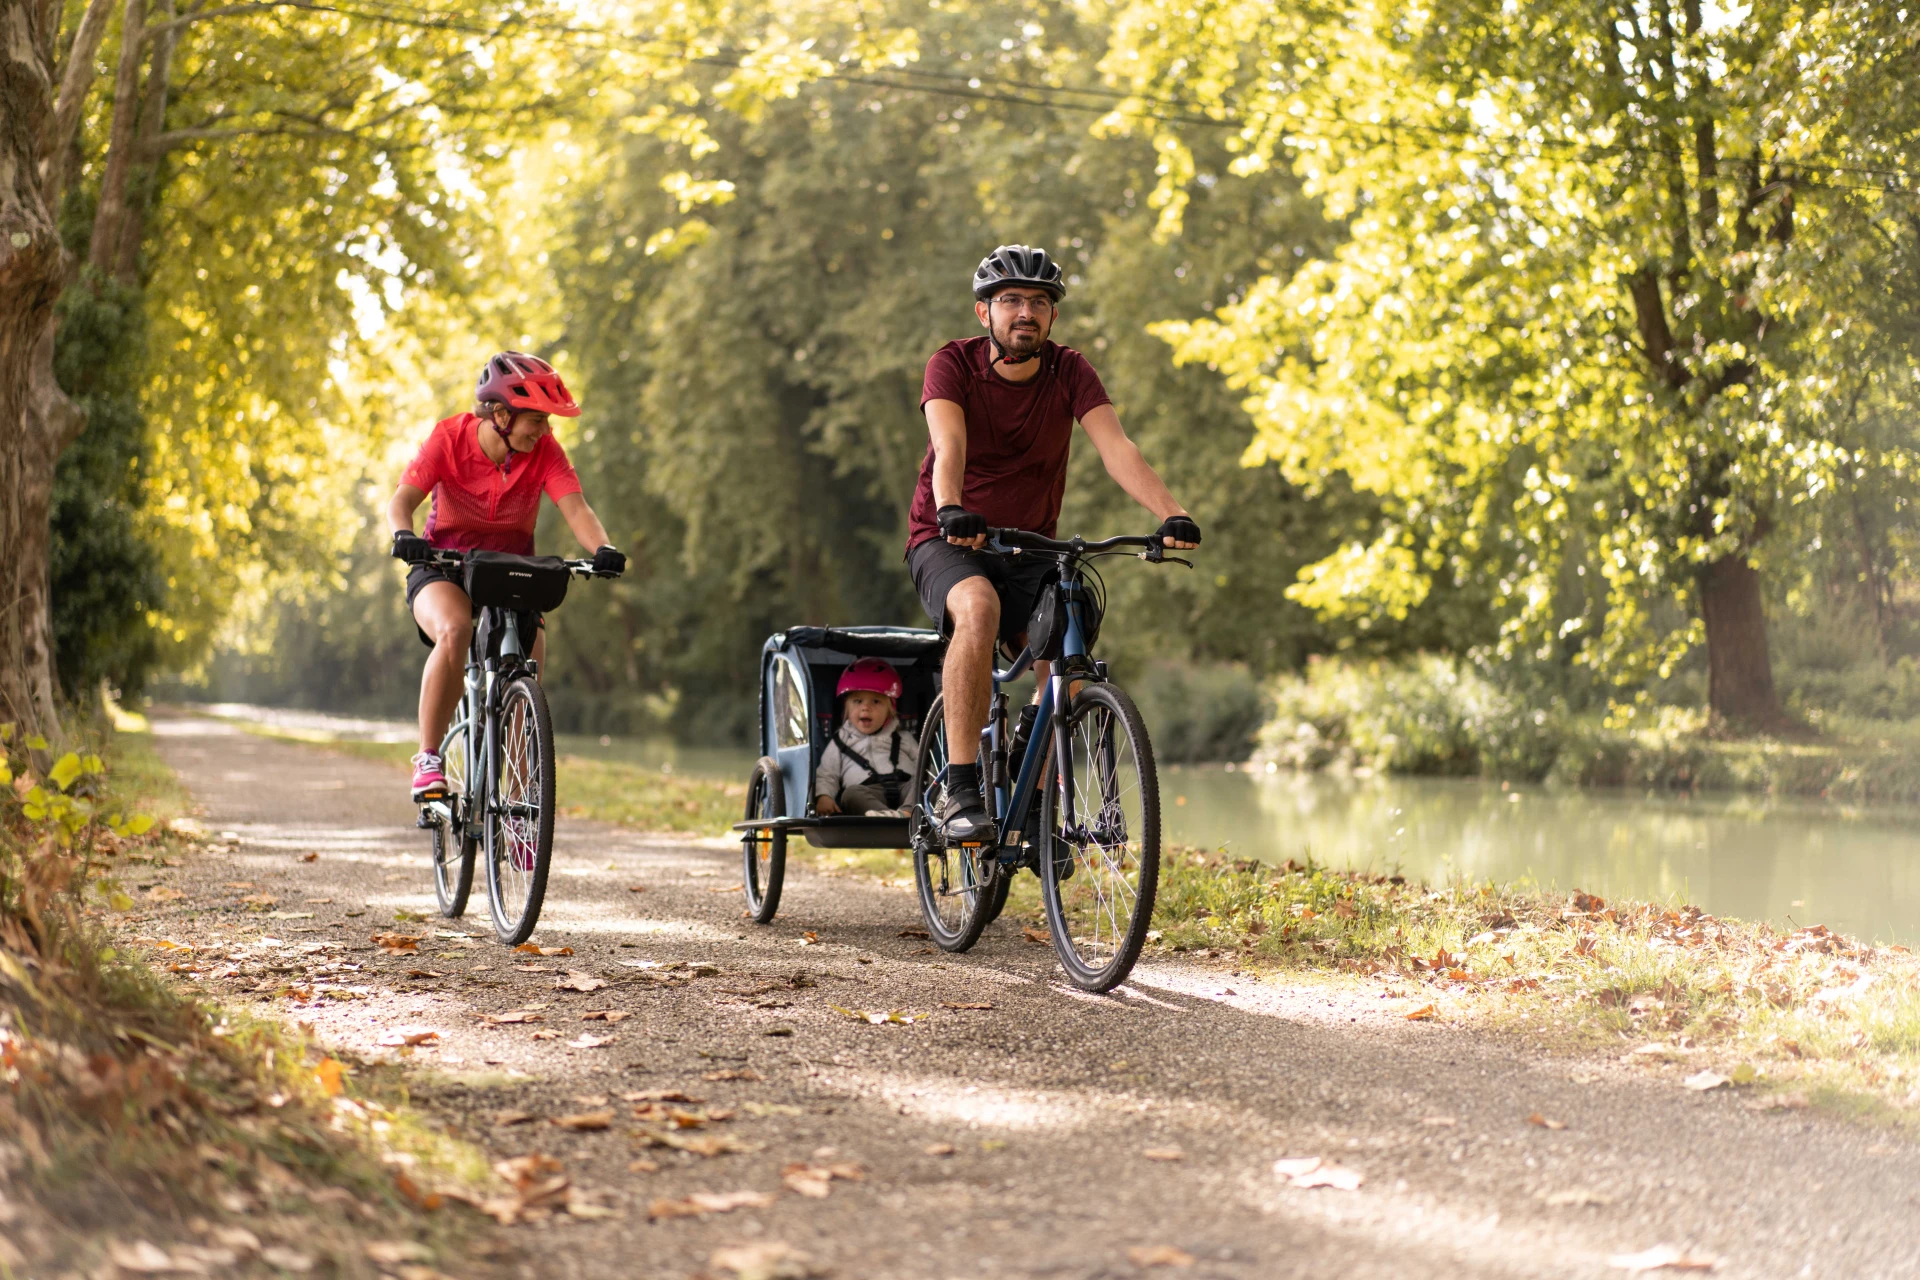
[
  {"x1": 391, "y1": 530, "x2": 433, "y2": 564},
  {"x1": 937, "y1": 505, "x2": 988, "y2": 541},
  {"x1": 592, "y1": 545, "x2": 627, "y2": 576},
  {"x1": 1155, "y1": 514, "x2": 1202, "y2": 548}
]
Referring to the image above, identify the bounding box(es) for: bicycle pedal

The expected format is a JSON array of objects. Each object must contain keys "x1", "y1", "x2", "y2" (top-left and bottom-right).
[{"x1": 415, "y1": 810, "x2": 436, "y2": 829}]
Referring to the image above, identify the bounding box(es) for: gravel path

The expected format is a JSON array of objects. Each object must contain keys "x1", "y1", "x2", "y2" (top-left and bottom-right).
[{"x1": 138, "y1": 711, "x2": 1920, "y2": 1279}]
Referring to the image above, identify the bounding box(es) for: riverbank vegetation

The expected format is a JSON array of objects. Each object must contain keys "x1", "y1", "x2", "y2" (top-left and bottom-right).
[{"x1": 0, "y1": 727, "x2": 493, "y2": 1273}]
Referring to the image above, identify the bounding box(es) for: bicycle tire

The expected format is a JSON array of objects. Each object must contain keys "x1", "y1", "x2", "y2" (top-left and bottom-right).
[
  {"x1": 1039, "y1": 681, "x2": 1161, "y2": 992},
  {"x1": 742, "y1": 756, "x2": 787, "y2": 923},
  {"x1": 484, "y1": 674, "x2": 557, "y2": 944},
  {"x1": 431, "y1": 698, "x2": 477, "y2": 918},
  {"x1": 908, "y1": 695, "x2": 998, "y2": 953}
]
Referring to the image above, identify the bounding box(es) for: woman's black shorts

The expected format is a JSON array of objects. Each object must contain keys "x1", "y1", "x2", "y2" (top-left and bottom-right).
[
  {"x1": 404, "y1": 563, "x2": 542, "y2": 650},
  {"x1": 908, "y1": 537, "x2": 1054, "y2": 645}
]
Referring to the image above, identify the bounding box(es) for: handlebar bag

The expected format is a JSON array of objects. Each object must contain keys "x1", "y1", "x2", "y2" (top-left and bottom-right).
[
  {"x1": 463, "y1": 551, "x2": 571, "y2": 613},
  {"x1": 1026, "y1": 580, "x2": 1102, "y2": 661}
]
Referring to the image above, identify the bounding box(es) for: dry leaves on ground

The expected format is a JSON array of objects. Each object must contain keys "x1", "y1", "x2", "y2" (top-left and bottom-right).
[
  {"x1": 648, "y1": 1190, "x2": 773, "y2": 1220},
  {"x1": 580, "y1": 1010, "x2": 631, "y2": 1022},
  {"x1": 1022, "y1": 927, "x2": 1049, "y2": 945},
  {"x1": 710, "y1": 1241, "x2": 827, "y2": 1280},
  {"x1": 1682, "y1": 1071, "x2": 1730, "y2": 1092},
  {"x1": 1127, "y1": 1245, "x2": 1195, "y2": 1269},
  {"x1": 940, "y1": 1001, "x2": 993, "y2": 1010},
  {"x1": 781, "y1": 1161, "x2": 864, "y2": 1198},
  {"x1": 624, "y1": 1088, "x2": 704, "y2": 1103},
  {"x1": 556, "y1": 970, "x2": 608, "y2": 993},
  {"x1": 1541, "y1": 1188, "x2": 1614, "y2": 1207},
  {"x1": 477, "y1": 1155, "x2": 571, "y2": 1224},
  {"x1": 1606, "y1": 1245, "x2": 1720, "y2": 1273},
  {"x1": 567, "y1": 1033, "x2": 615, "y2": 1050},
  {"x1": 924, "y1": 1143, "x2": 956, "y2": 1156},
  {"x1": 1404, "y1": 1004, "x2": 1438, "y2": 1021},
  {"x1": 553, "y1": 1111, "x2": 614, "y2": 1131},
  {"x1": 494, "y1": 1110, "x2": 537, "y2": 1127},
  {"x1": 376, "y1": 1027, "x2": 441, "y2": 1048},
  {"x1": 482, "y1": 1010, "x2": 544, "y2": 1024},
  {"x1": 1526, "y1": 1113, "x2": 1567, "y2": 1130},
  {"x1": 364, "y1": 1242, "x2": 434, "y2": 1267},
  {"x1": 829, "y1": 1005, "x2": 925, "y2": 1025},
  {"x1": 1272, "y1": 1157, "x2": 1363, "y2": 1190},
  {"x1": 1141, "y1": 1148, "x2": 1184, "y2": 1162},
  {"x1": 516, "y1": 942, "x2": 575, "y2": 956},
  {"x1": 633, "y1": 1127, "x2": 757, "y2": 1157},
  {"x1": 704, "y1": 1068, "x2": 765, "y2": 1082},
  {"x1": 1744, "y1": 1092, "x2": 1809, "y2": 1112},
  {"x1": 371, "y1": 933, "x2": 423, "y2": 954}
]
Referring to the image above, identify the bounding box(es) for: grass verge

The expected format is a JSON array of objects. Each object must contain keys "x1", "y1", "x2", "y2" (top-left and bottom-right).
[{"x1": 3, "y1": 722, "x2": 501, "y2": 1276}]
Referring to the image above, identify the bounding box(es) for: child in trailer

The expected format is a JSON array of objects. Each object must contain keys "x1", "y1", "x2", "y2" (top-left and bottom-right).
[{"x1": 814, "y1": 658, "x2": 920, "y2": 817}]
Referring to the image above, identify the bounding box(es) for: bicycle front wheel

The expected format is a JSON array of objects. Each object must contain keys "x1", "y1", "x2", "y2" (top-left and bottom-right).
[
  {"x1": 484, "y1": 675, "x2": 557, "y2": 944},
  {"x1": 909, "y1": 695, "x2": 998, "y2": 953},
  {"x1": 431, "y1": 698, "x2": 477, "y2": 918},
  {"x1": 1039, "y1": 682, "x2": 1161, "y2": 992}
]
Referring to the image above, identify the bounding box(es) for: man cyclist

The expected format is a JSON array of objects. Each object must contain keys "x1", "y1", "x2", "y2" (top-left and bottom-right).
[
  {"x1": 386, "y1": 351, "x2": 626, "y2": 802},
  {"x1": 908, "y1": 245, "x2": 1201, "y2": 841}
]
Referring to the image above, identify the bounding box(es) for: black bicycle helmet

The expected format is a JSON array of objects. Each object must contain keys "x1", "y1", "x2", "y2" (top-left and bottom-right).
[{"x1": 972, "y1": 244, "x2": 1066, "y2": 302}]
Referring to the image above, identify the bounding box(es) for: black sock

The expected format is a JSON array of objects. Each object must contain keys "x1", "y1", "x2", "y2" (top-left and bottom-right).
[{"x1": 948, "y1": 762, "x2": 980, "y2": 799}]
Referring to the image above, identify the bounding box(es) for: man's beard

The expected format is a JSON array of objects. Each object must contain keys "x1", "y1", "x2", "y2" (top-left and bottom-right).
[{"x1": 993, "y1": 316, "x2": 1047, "y2": 360}]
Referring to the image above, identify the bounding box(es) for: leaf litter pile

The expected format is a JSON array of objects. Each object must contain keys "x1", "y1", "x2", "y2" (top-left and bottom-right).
[{"x1": 1153, "y1": 849, "x2": 1920, "y2": 1112}]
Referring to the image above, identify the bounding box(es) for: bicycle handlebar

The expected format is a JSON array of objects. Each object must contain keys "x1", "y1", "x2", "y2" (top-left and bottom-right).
[
  {"x1": 982, "y1": 528, "x2": 1190, "y2": 565},
  {"x1": 423, "y1": 548, "x2": 619, "y2": 579}
]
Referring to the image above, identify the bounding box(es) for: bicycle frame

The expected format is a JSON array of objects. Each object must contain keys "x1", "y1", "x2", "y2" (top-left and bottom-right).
[
  {"x1": 418, "y1": 607, "x2": 531, "y2": 843},
  {"x1": 974, "y1": 561, "x2": 1092, "y2": 868}
]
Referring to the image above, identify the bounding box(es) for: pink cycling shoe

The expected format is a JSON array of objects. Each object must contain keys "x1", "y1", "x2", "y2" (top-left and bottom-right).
[{"x1": 410, "y1": 751, "x2": 447, "y2": 802}]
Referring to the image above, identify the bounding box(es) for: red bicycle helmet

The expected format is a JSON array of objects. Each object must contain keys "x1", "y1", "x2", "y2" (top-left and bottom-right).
[
  {"x1": 475, "y1": 351, "x2": 580, "y2": 418},
  {"x1": 837, "y1": 657, "x2": 903, "y2": 702}
]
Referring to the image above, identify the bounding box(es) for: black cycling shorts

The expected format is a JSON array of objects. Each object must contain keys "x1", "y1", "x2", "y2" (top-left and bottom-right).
[
  {"x1": 908, "y1": 537, "x2": 1054, "y2": 645},
  {"x1": 404, "y1": 563, "x2": 543, "y2": 651}
]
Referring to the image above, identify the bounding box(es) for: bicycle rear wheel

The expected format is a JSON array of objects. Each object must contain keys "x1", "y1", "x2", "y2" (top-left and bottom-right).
[
  {"x1": 431, "y1": 697, "x2": 477, "y2": 918},
  {"x1": 484, "y1": 674, "x2": 557, "y2": 944},
  {"x1": 741, "y1": 757, "x2": 787, "y2": 924},
  {"x1": 1039, "y1": 682, "x2": 1160, "y2": 992},
  {"x1": 909, "y1": 695, "x2": 998, "y2": 953}
]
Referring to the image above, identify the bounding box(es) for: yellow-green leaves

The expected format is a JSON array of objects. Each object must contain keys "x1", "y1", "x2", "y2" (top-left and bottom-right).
[{"x1": 49, "y1": 753, "x2": 84, "y2": 791}]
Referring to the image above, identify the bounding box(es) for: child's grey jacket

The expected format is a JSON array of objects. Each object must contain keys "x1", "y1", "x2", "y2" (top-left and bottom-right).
[{"x1": 815, "y1": 716, "x2": 920, "y2": 800}]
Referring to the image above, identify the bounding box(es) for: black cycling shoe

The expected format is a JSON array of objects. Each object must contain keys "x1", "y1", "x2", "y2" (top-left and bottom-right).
[{"x1": 940, "y1": 787, "x2": 998, "y2": 845}]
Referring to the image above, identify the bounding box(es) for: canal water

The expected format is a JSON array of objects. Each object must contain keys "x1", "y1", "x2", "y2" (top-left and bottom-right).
[{"x1": 190, "y1": 703, "x2": 1920, "y2": 945}]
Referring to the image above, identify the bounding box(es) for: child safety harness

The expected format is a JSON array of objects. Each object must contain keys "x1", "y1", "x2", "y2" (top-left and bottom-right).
[{"x1": 831, "y1": 723, "x2": 912, "y2": 809}]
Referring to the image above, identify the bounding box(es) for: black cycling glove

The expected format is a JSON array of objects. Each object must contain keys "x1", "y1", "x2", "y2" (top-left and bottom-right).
[
  {"x1": 592, "y1": 545, "x2": 627, "y2": 576},
  {"x1": 938, "y1": 504, "x2": 988, "y2": 541},
  {"x1": 1156, "y1": 514, "x2": 1202, "y2": 547},
  {"x1": 391, "y1": 530, "x2": 433, "y2": 565}
]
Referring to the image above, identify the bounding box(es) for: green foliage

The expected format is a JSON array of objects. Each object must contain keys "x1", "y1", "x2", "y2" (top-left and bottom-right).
[
  {"x1": 1099, "y1": 0, "x2": 1920, "y2": 701},
  {"x1": 1128, "y1": 661, "x2": 1268, "y2": 762},
  {"x1": 49, "y1": 267, "x2": 164, "y2": 701}
]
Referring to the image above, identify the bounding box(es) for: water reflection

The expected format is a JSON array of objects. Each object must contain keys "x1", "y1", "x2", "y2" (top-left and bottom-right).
[{"x1": 1165, "y1": 766, "x2": 1920, "y2": 945}]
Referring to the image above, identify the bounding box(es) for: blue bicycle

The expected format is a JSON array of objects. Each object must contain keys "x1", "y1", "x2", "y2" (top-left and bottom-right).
[{"x1": 907, "y1": 528, "x2": 1189, "y2": 992}]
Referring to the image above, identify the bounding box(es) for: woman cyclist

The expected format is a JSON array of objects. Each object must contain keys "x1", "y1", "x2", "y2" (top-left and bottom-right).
[{"x1": 386, "y1": 351, "x2": 626, "y2": 802}]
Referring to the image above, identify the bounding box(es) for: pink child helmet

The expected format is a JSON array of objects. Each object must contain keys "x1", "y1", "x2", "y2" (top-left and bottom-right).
[{"x1": 837, "y1": 657, "x2": 902, "y2": 702}]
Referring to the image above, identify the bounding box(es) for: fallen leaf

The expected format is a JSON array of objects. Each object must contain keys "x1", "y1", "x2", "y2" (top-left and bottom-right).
[
  {"x1": 553, "y1": 1111, "x2": 614, "y2": 1131},
  {"x1": 1271, "y1": 1157, "x2": 1321, "y2": 1179},
  {"x1": 365, "y1": 1242, "x2": 434, "y2": 1266},
  {"x1": 239, "y1": 892, "x2": 278, "y2": 907},
  {"x1": 710, "y1": 1242, "x2": 820, "y2": 1279},
  {"x1": 940, "y1": 1001, "x2": 994, "y2": 1010},
  {"x1": 631, "y1": 1128, "x2": 756, "y2": 1157},
  {"x1": 482, "y1": 1010, "x2": 544, "y2": 1024},
  {"x1": 1541, "y1": 1188, "x2": 1614, "y2": 1207},
  {"x1": 1420, "y1": 1116, "x2": 1457, "y2": 1127},
  {"x1": 622, "y1": 1089, "x2": 704, "y2": 1103},
  {"x1": 146, "y1": 886, "x2": 187, "y2": 902},
  {"x1": 1022, "y1": 927, "x2": 1049, "y2": 944},
  {"x1": 377, "y1": 1027, "x2": 441, "y2": 1048},
  {"x1": 494, "y1": 1110, "x2": 537, "y2": 1127},
  {"x1": 1681, "y1": 1071, "x2": 1730, "y2": 1092},
  {"x1": 106, "y1": 1241, "x2": 177, "y2": 1273},
  {"x1": 371, "y1": 933, "x2": 423, "y2": 953},
  {"x1": 781, "y1": 1161, "x2": 864, "y2": 1198},
  {"x1": 567, "y1": 1033, "x2": 614, "y2": 1049},
  {"x1": 300, "y1": 852, "x2": 319, "y2": 862},
  {"x1": 1405, "y1": 1004, "x2": 1438, "y2": 1021},
  {"x1": 1526, "y1": 1113, "x2": 1568, "y2": 1130},
  {"x1": 314, "y1": 1058, "x2": 345, "y2": 1097},
  {"x1": 515, "y1": 943, "x2": 574, "y2": 957},
  {"x1": 924, "y1": 1143, "x2": 956, "y2": 1156},
  {"x1": 556, "y1": 970, "x2": 609, "y2": 993},
  {"x1": 1291, "y1": 1165, "x2": 1364, "y2": 1190},
  {"x1": 627, "y1": 1158, "x2": 660, "y2": 1173},
  {"x1": 531, "y1": 1029, "x2": 561, "y2": 1040},
  {"x1": 626, "y1": 885, "x2": 648, "y2": 892},
  {"x1": 404, "y1": 969, "x2": 446, "y2": 980},
  {"x1": 648, "y1": 1190, "x2": 773, "y2": 1220},
  {"x1": 1330, "y1": 899, "x2": 1358, "y2": 920},
  {"x1": 1141, "y1": 1148, "x2": 1185, "y2": 1162},
  {"x1": 829, "y1": 1004, "x2": 924, "y2": 1025},
  {"x1": 709, "y1": 883, "x2": 745, "y2": 893},
  {"x1": 1606, "y1": 1245, "x2": 1720, "y2": 1272},
  {"x1": 565, "y1": 1196, "x2": 618, "y2": 1220},
  {"x1": 580, "y1": 1010, "x2": 631, "y2": 1022},
  {"x1": 703, "y1": 1068, "x2": 765, "y2": 1082},
  {"x1": 260, "y1": 1246, "x2": 316, "y2": 1272},
  {"x1": 1127, "y1": 1245, "x2": 1195, "y2": 1269}
]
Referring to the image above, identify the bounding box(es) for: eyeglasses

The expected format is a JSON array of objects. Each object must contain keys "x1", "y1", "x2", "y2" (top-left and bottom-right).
[{"x1": 992, "y1": 294, "x2": 1054, "y2": 314}]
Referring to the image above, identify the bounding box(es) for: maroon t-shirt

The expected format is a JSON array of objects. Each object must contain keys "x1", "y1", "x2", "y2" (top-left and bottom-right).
[{"x1": 906, "y1": 336, "x2": 1113, "y2": 553}]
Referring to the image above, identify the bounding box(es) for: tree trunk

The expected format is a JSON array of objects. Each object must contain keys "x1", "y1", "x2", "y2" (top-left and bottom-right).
[
  {"x1": 1, "y1": 0, "x2": 79, "y2": 737},
  {"x1": 1697, "y1": 551, "x2": 1785, "y2": 729},
  {"x1": 86, "y1": 0, "x2": 144, "y2": 272}
]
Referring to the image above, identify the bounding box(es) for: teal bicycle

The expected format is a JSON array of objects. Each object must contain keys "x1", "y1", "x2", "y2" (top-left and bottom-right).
[{"x1": 908, "y1": 528, "x2": 1189, "y2": 992}]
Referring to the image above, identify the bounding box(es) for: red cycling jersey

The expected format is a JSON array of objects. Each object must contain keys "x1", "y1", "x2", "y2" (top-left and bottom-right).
[{"x1": 402, "y1": 413, "x2": 583, "y2": 556}]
